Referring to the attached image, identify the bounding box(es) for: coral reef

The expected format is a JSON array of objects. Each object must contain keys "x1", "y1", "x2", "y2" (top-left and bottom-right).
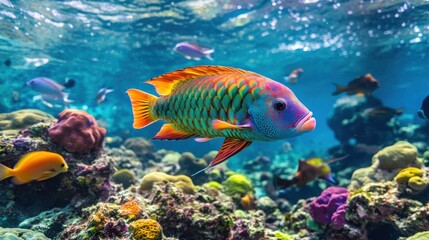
[
  {"x1": 123, "y1": 137, "x2": 155, "y2": 162},
  {"x1": 223, "y1": 173, "x2": 254, "y2": 197},
  {"x1": 395, "y1": 167, "x2": 428, "y2": 194},
  {"x1": 0, "y1": 109, "x2": 54, "y2": 137},
  {"x1": 0, "y1": 227, "x2": 49, "y2": 240},
  {"x1": 349, "y1": 141, "x2": 423, "y2": 190},
  {"x1": 309, "y1": 187, "x2": 349, "y2": 228},
  {"x1": 48, "y1": 109, "x2": 107, "y2": 153},
  {"x1": 130, "y1": 219, "x2": 163, "y2": 240},
  {"x1": 178, "y1": 152, "x2": 208, "y2": 184},
  {"x1": 140, "y1": 172, "x2": 196, "y2": 194}
]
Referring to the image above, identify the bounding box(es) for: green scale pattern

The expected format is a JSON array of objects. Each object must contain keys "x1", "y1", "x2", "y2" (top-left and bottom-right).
[{"x1": 153, "y1": 74, "x2": 266, "y2": 140}]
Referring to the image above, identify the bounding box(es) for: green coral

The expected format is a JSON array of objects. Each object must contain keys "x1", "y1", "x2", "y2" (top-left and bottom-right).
[
  {"x1": 273, "y1": 230, "x2": 292, "y2": 240},
  {"x1": 223, "y1": 174, "x2": 253, "y2": 196},
  {"x1": 130, "y1": 219, "x2": 163, "y2": 240},
  {"x1": 0, "y1": 109, "x2": 54, "y2": 137},
  {"x1": 406, "y1": 231, "x2": 429, "y2": 240},
  {"x1": 112, "y1": 169, "x2": 136, "y2": 188},
  {"x1": 0, "y1": 227, "x2": 49, "y2": 240},
  {"x1": 203, "y1": 181, "x2": 223, "y2": 190}
]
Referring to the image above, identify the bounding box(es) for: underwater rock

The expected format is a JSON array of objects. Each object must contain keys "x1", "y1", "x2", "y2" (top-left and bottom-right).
[
  {"x1": 107, "y1": 146, "x2": 143, "y2": 177},
  {"x1": 346, "y1": 181, "x2": 429, "y2": 239},
  {"x1": 48, "y1": 109, "x2": 106, "y2": 153},
  {"x1": 0, "y1": 109, "x2": 54, "y2": 137},
  {"x1": 140, "y1": 172, "x2": 195, "y2": 194},
  {"x1": 0, "y1": 227, "x2": 49, "y2": 240},
  {"x1": 309, "y1": 187, "x2": 349, "y2": 227},
  {"x1": 327, "y1": 95, "x2": 401, "y2": 145},
  {"x1": 349, "y1": 141, "x2": 423, "y2": 190},
  {"x1": 178, "y1": 152, "x2": 208, "y2": 183},
  {"x1": 123, "y1": 137, "x2": 155, "y2": 162}
]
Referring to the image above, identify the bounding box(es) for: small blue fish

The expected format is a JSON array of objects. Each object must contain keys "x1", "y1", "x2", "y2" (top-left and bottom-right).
[
  {"x1": 173, "y1": 42, "x2": 214, "y2": 60},
  {"x1": 96, "y1": 87, "x2": 114, "y2": 104},
  {"x1": 27, "y1": 77, "x2": 74, "y2": 108}
]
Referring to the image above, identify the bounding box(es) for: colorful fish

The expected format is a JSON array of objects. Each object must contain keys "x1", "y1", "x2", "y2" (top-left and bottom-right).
[
  {"x1": 274, "y1": 155, "x2": 348, "y2": 189},
  {"x1": 362, "y1": 106, "x2": 403, "y2": 121},
  {"x1": 126, "y1": 66, "x2": 316, "y2": 175},
  {"x1": 173, "y1": 42, "x2": 214, "y2": 60},
  {"x1": 332, "y1": 73, "x2": 380, "y2": 96},
  {"x1": 0, "y1": 151, "x2": 68, "y2": 185}
]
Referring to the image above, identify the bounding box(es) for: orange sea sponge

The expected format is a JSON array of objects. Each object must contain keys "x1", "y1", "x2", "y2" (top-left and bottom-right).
[
  {"x1": 130, "y1": 219, "x2": 163, "y2": 240},
  {"x1": 119, "y1": 200, "x2": 142, "y2": 219}
]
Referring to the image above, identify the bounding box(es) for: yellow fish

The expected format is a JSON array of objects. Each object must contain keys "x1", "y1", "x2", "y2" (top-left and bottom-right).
[{"x1": 0, "y1": 151, "x2": 68, "y2": 185}]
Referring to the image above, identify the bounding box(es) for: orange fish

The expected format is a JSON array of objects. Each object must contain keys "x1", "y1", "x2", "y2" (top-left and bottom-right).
[
  {"x1": 0, "y1": 151, "x2": 68, "y2": 185},
  {"x1": 332, "y1": 73, "x2": 379, "y2": 96}
]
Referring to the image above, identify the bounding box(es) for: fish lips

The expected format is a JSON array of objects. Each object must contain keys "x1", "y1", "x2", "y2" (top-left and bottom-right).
[{"x1": 295, "y1": 112, "x2": 316, "y2": 132}]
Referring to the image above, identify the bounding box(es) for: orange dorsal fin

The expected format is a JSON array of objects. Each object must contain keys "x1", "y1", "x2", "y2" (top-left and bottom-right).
[
  {"x1": 152, "y1": 124, "x2": 195, "y2": 140},
  {"x1": 192, "y1": 138, "x2": 252, "y2": 176},
  {"x1": 147, "y1": 66, "x2": 260, "y2": 96},
  {"x1": 212, "y1": 119, "x2": 251, "y2": 130}
]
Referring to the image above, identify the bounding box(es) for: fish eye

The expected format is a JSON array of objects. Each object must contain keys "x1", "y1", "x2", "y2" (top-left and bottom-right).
[
  {"x1": 61, "y1": 164, "x2": 65, "y2": 167},
  {"x1": 273, "y1": 98, "x2": 287, "y2": 111}
]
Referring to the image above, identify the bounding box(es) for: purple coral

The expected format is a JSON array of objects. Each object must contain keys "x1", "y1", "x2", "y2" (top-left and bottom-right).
[{"x1": 309, "y1": 187, "x2": 349, "y2": 228}]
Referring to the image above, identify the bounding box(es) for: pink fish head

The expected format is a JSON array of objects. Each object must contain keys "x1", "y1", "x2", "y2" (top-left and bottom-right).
[{"x1": 248, "y1": 80, "x2": 316, "y2": 140}]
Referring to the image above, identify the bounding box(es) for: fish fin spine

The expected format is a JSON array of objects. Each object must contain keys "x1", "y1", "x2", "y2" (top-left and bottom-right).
[
  {"x1": 332, "y1": 83, "x2": 346, "y2": 95},
  {"x1": 152, "y1": 124, "x2": 195, "y2": 140},
  {"x1": 126, "y1": 89, "x2": 158, "y2": 129},
  {"x1": 147, "y1": 66, "x2": 261, "y2": 95},
  {"x1": 0, "y1": 164, "x2": 13, "y2": 181}
]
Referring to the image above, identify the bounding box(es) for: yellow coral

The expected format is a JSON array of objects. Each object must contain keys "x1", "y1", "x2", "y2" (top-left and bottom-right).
[
  {"x1": 119, "y1": 200, "x2": 142, "y2": 219},
  {"x1": 394, "y1": 167, "x2": 427, "y2": 192},
  {"x1": 223, "y1": 174, "x2": 253, "y2": 196},
  {"x1": 131, "y1": 219, "x2": 163, "y2": 240},
  {"x1": 140, "y1": 172, "x2": 195, "y2": 194},
  {"x1": 394, "y1": 167, "x2": 423, "y2": 184},
  {"x1": 408, "y1": 177, "x2": 427, "y2": 191}
]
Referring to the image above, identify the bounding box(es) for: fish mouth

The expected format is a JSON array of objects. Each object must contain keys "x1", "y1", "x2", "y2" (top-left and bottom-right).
[{"x1": 296, "y1": 112, "x2": 316, "y2": 132}]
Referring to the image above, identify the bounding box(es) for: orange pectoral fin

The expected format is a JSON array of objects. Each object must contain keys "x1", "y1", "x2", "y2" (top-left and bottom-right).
[
  {"x1": 152, "y1": 124, "x2": 195, "y2": 140},
  {"x1": 37, "y1": 171, "x2": 60, "y2": 181},
  {"x1": 212, "y1": 119, "x2": 251, "y2": 130},
  {"x1": 192, "y1": 138, "x2": 252, "y2": 176}
]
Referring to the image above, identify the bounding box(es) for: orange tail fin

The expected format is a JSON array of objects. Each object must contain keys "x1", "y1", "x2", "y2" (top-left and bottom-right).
[
  {"x1": 332, "y1": 83, "x2": 346, "y2": 96},
  {"x1": 126, "y1": 89, "x2": 158, "y2": 128},
  {"x1": 0, "y1": 163, "x2": 13, "y2": 181}
]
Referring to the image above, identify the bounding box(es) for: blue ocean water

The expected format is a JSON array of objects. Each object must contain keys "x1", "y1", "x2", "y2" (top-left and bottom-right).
[{"x1": 1, "y1": 0, "x2": 428, "y2": 162}]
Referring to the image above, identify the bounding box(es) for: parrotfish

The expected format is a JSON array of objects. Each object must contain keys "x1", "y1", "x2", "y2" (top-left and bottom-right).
[
  {"x1": 418, "y1": 95, "x2": 429, "y2": 120},
  {"x1": 173, "y1": 42, "x2": 214, "y2": 60},
  {"x1": 96, "y1": 87, "x2": 114, "y2": 104},
  {"x1": 126, "y1": 66, "x2": 316, "y2": 175},
  {"x1": 274, "y1": 155, "x2": 348, "y2": 189},
  {"x1": 332, "y1": 73, "x2": 380, "y2": 96},
  {"x1": 0, "y1": 151, "x2": 68, "y2": 185}
]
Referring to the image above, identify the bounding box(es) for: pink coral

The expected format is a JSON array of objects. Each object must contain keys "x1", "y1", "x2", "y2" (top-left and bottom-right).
[{"x1": 49, "y1": 109, "x2": 106, "y2": 153}]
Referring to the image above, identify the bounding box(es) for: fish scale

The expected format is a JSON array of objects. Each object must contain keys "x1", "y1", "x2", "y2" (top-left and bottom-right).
[{"x1": 153, "y1": 74, "x2": 261, "y2": 139}]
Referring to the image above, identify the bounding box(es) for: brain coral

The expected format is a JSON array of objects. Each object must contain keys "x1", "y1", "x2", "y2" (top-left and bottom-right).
[
  {"x1": 130, "y1": 219, "x2": 162, "y2": 240},
  {"x1": 140, "y1": 172, "x2": 195, "y2": 194},
  {"x1": 48, "y1": 109, "x2": 106, "y2": 153}
]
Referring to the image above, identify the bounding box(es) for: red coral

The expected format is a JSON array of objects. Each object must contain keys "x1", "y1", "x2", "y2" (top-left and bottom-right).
[{"x1": 49, "y1": 109, "x2": 107, "y2": 153}]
